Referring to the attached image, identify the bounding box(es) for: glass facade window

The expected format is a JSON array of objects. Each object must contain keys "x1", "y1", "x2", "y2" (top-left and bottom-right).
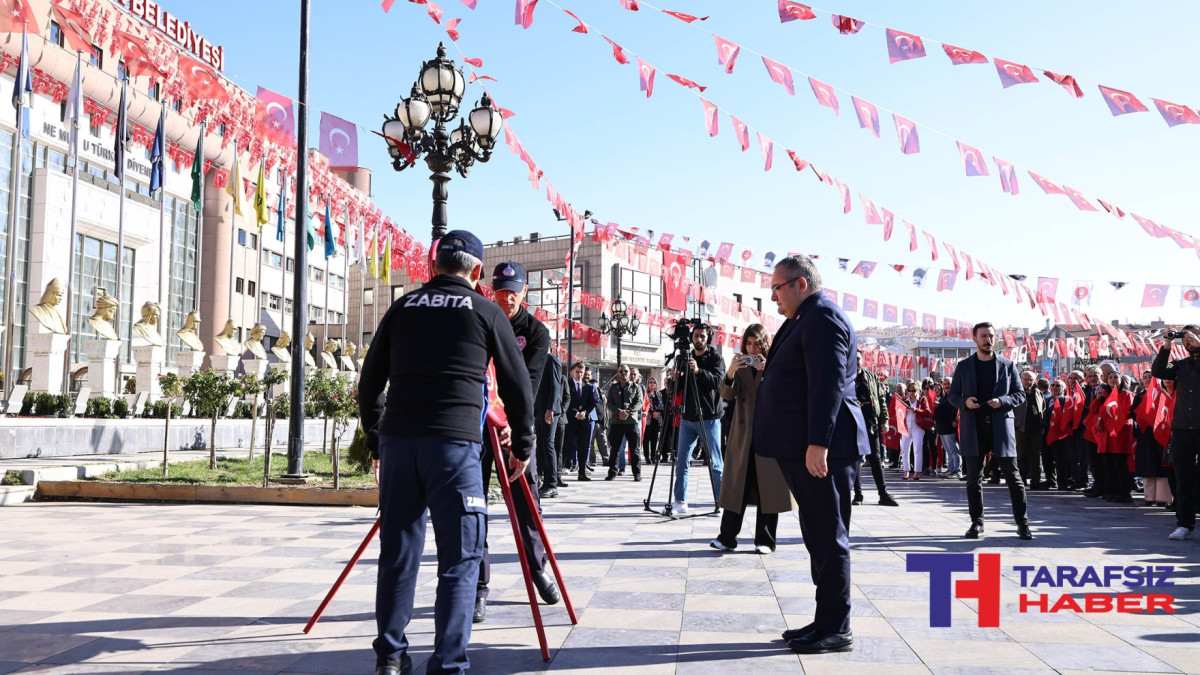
[
  {"x1": 286, "y1": 257, "x2": 295, "y2": 273},
  {"x1": 618, "y1": 267, "x2": 662, "y2": 346},
  {"x1": 309, "y1": 306, "x2": 324, "y2": 323},
  {"x1": 284, "y1": 298, "x2": 293, "y2": 315},
  {"x1": 0, "y1": 132, "x2": 33, "y2": 383},
  {"x1": 69, "y1": 234, "x2": 135, "y2": 365},
  {"x1": 247, "y1": 280, "x2": 255, "y2": 297},
  {"x1": 237, "y1": 229, "x2": 246, "y2": 246},
  {"x1": 363, "y1": 287, "x2": 374, "y2": 305},
  {"x1": 525, "y1": 267, "x2": 582, "y2": 322},
  {"x1": 262, "y1": 249, "x2": 282, "y2": 268},
  {"x1": 235, "y1": 277, "x2": 244, "y2": 293},
  {"x1": 165, "y1": 195, "x2": 199, "y2": 362}
]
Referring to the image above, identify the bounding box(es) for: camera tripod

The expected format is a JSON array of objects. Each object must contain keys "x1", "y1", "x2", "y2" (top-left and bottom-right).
[{"x1": 642, "y1": 340, "x2": 721, "y2": 519}]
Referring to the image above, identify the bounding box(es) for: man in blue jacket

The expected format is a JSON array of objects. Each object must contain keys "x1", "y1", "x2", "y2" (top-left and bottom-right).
[
  {"x1": 754, "y1": 256, "x2": 866, "y2": 655},
  {"x1": 947, "y1": 322, "x2": 1033, "y2": 541}
]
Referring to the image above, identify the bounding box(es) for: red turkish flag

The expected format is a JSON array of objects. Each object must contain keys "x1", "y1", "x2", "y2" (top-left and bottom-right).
[
  {"x1": 944, "y1": 318, "x2": 958, "y2": 337},
  {"x1": 1036, "y1": 277, "x2": 1059, "y2": 304},
  {"x1": 701, "y1": 98, "x2": 719, "y2": 137},
  {"x1": 714, "y1": 35, "x2": 741, "y2": 73},
  {"x1": 863, "y1": 299, "x2": 878, "y2": 318},
  {"x1": 809, "y1": 78, "x2": 840, "y2": 115},
  {"x1": 113, "y1": 29, "x2": 167, "y2": 80},
  {"x1": 905, "y1": 221, "x2": 918, "y2": 252},
  {"x1": 178, "y1": 54, "x2": 227, "y2": 103},
  {"x1": 1098, "y1": 85, "x2": 1148, "y2": 116},
  {"x1": 1132, "y1": 214, "x2": 1165, "y2": 238},
  {"x1": 426, "y1": 0, "x2": 444, "y2": 23},
  {"x1": 740, "y1": 266, "x2": 757, "y2": 283},
  {"x1": 1152, "y1": 98, "x2": 1200, "y2": 127},
  {"x1": 851, "y1": 261, "x2": 876, "y2": 278},
  {"x1": 960, "y1": 251, "x2": 974, "y2": 280},
  {"x1": 758, "y1": 133, "x2": 774, "y2": 170},
  {"x1": 49, "y1": 3, "x2": 93, "y2": 53},
  {"x1": 886, "y1": 28, "x2": 926, "y2": 63},
  {"x1": 842, "y1": 294, "x2": 858, "y2": 313},
  {"x1": 662, "y1": 251, "x2": 689, "y2": 311},
  {"x1": 994, "y1": 58, "x2": 1038, "y2": 87},
  {"x1": 1044, "y1": 71, "x2": 1084, "y2": 98},
  {"x1": 995, "y1": 157, "x2": 1018, "y2": 195},
  {"x1": 832, "y1": 14, "x2": 863, "y2": 34},
  {"x1": 1029, "y1": 172, "x2": 1065, "y2": 195},
  {"x1": 942, "y1": 43, "x2": 987, "y2": 65},
  {"x1": 943, "y1": 242, "x2": 960, "y2": 271},
  {"x1": 1142, "y1": 284, "x2": 1170, "y2": 308},
  {"x1": 727, "y1": 116, "x2": 750, "y2": 151},
  {"x1": 893, "y1": 114, "x2": 919, "y2": 154},
  {"x1": 837, "y1": 180, "x2": 851, "y2": 214},
  {"x1": 515, "y1": 0, "x2": 539, "y2": 28},
  {"x1": 619, "y1": 0, "x2": 639, "y2": 9},
  {"x1": 901, "y1": 309, "x2": 916, "y2": 327},
  {"x1": 0, "y1": 0, "x2": 39, "y2": 33},
  {"x1": 762, "y1": 56, "x2": 795, "y2": 95},
  {"x1": 446, "y1": 17, "x2": 462, "y2": 39},
  {"x1": 923, "y1": 231, "x2": 939, "y2": 260},
  {"x1": 778, "y1": 1, "x2": 815, "y2": 22},
  {"x1": 881, "y1": 209, "x2": 895, "y2": 241},
  {"x1": 716, "y1": 242, "x2": 734, "y2": 262},
  {"x1": 883, "y1": 304, "x2": 898, "y2": 322},
  {"x1": 720, "y1": 263, "x2": 734, "y2": 280},
  {"x1": 937, "y1": 269, "x2": 958, "y2": 292},
  {"x1": 1062, "y1": 186, "x2": 1098, "y2": 211},
  {"x1": 860, "y1": 195, "x2": 882, "y2": 224},
  {"x1": 667, "y1": 74, "x2": 706, "y2": 91},
  {"x1": 602, "y1": 35, "x2": 630, "y2": 64},
  {"x1": 663, "y1": 10, "x2": 706, "y2": 22},
  {"x1": 636, "y1": 57, "x2": 655, "y2": 98},
  {"x1": 852, "y1": 96, "x2": 880, "y2": 137},
  {"x1": 463, "y1": 57, "x2": 483, "y2": 67},
  {"x1": 786, "y1": 149, "x2": 808, "y2": 172}
]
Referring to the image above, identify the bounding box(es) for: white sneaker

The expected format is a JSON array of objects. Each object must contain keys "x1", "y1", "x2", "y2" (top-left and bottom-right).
[
  {"x1": 1168, "y1": 526, "x2": 1193, "y2": 540},
  {"x1": 709, "y1": 539, "x2": 733, "y2": 551},
  {"x1": 754, "y1": 545, "x2": 774, "y2": 555},
  {"x1": 673, "y1": 501, "x2": 689, "y2": 515}
]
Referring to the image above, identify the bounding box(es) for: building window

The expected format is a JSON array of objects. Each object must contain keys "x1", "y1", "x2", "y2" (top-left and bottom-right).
[
  {"x1": 309, "y1": 305, "x2": 324, "y2": 323},
  {"x1": 170, "y1": 98, "x2": 181, "y2": 113},
  {"x1": 754, "y1": 298, "x2": 762, "y2": 313},
  {"x1": 69, "y1": 234, "x2": 136, "y2": 365},
  {"x1": 309, "y1": 266, "x2": 324, "y2": 283},
  {"x1": 88, "y1": 46, "x2": 100, "y2": 68},
  {"x1": 618, "y1": 267, "x2": 663, "y2": 346},
  {"x1": 733, "y1": 293, "x2": 743, "y2": 307},
  {"x1": 235, "y1": 277, "x2": 244, "y2": 293},
  {"x1": 363, "y1": 287, "x2": 374, "y2": 305},
  {"x1": 237, "y1": 229, "x2": 246, "y2": 246},
  {"x1": 262, "y1": 250, "x2": 283, "y2": 268},
  {"x1": 392, "y1": 286, "x2": 405, "y2": 302},
  {"x1": 50, "y1": 22, "x2": 63, "y2": 47},
  {"x1": 247, "y1": 280, "x2": 256, "y2": 297},
  {"x1": 217, "y1": 123, "x2": 226, "y2": 137},
  {"x1": 248, "y1": 232, "x2": 258, "y2": 250},
  {"x1": 286, "y1": 257, "x2": 295, "y2": 273},
  {"x1": 148, "y1": 81, "x2": 161, "y2": 100},
  {"x1": 525, "y1": 267, "x2": 583, "y2": 322},
  {"x1": 284, "y1": 298, "x2": 294, "y2": 314}
]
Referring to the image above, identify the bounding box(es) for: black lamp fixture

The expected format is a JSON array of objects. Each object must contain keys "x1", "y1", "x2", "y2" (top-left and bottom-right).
[
  {"x1": 381, "y1": 43, "x2": 502, "y2": 241},
  {"x1": 598, "y1": 296, "x2": 640, "y2": 367}
]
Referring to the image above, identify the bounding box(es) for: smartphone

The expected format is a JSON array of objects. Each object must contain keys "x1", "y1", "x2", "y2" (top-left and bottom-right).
[{"x1": 741, "y1": 354, "x2": 764, "y2": 367}]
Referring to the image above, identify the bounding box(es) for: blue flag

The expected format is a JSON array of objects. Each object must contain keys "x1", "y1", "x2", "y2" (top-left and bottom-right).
[
  {"x1": 149, "y1": 106, "x2": 164, "y2": 193},
  {"x1": 12, "y1": 31, "x2": 32, "y2": 137},
  {"x1": 114, "y1": 77, "x2": 129, "y2": 180},
  {"x1": 323, "y1": 197, "x2": 335, "y2": 259},
  {"x1": 276, "y1": 172, "x2": 287, "y2": 242}
]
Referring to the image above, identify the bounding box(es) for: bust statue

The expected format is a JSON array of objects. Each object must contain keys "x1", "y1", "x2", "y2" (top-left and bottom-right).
[
  {"x1": 344, "y1": 341, "x2": 357, "y2": 359},
  {"x1": 320, "y1": 338, "x2": 339, "y2": 370},
  {"x1": 176, "y1": 311, "x2": 205, "y2": 351},
  {"x1": 214, "y1": 319, "x2": 242, "y2": 357},
  {"x1": 243, "y1": 323, "x2": 268, "y2": 359},
  {"x1": 29, "y1": 278, "x2": 69, "y2": 335},
  {"x1": 271, "y1": 330, "x2": 292, "y2": 362},
  {"x1": 304, "y1": 332, "x2": 317, "y2": 368},
  {"x1": 133, "y1": 301, "x2": 164, "y2": 346},
  {"x1": 340, "y1": 341, "x2": 357, "y2": 371},
  {"x1": 87, "y1": 289, "x2": 120, "y2": 341}
]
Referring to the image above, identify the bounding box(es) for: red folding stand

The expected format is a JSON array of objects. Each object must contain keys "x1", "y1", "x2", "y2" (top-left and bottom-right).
[{"x1": 303, "y1": 424, "x2": 578, "y2": 662}]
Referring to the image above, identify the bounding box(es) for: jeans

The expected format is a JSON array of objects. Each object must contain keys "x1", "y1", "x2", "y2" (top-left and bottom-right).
[
  {"x1": 673, "y1": 418, "x2": 723, "y2": 504},
  {"x1": 940, "y1": 433, "x2": 961, "y2": 474}
]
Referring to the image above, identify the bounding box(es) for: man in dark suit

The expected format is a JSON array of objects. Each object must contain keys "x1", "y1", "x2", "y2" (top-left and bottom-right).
[
  {"x1": 563, "y1": 361, "x2": 600, "y2": 481},
  {"x1": 537, "y1": 351, "x2": 566, "y2": 498},
  {"x1": 947, "y1": 322, "x2": 1033, "y2": 541},
  {"x1": 755, "y1": 256, "x2": 867, "y2": 655}
]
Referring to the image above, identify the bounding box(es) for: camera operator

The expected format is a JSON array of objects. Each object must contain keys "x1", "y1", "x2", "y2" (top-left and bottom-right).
[
  {"x1": 606, "y1": 365, "x2": 645, "y2": 481},
  {"x1": 359, "y1": 230, "x2": 533, "y2": 675},
  {"x1": 671, "y1": 323, "x2": 727, "y2": 515},
  {"x1": 1152, "y1": 325, "x2": 1200, "y2": 541}
]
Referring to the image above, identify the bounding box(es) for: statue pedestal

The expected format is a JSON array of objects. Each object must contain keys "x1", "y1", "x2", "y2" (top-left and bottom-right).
[
  {"x1": 28, "y1": 333, "x2": 70, "y2": 394},
  {"x1": 84, "y1": 340, "x2": 121, "y2": 398},
  {"x1": 271, "y1": 362, "x2": 291, "y2": 399},
  {"x1": 209, "y1": 354, "x2": 240, "y2": 377},
  {"x1": 244, "y1": 358, "x2": 269, "y2": 378},
  {"x1": 175, "y1": 350, "x2": 206, "y2": 378},
  {"x1": 133, "y1": 345, "x2": 166, "y2": 402}
]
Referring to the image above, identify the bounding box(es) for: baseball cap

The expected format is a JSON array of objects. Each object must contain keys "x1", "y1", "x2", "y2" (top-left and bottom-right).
[
  {"x1": 435, "y1": 229, "x2": 484, "y2": 261},
  {"x1": 492, "y1": 261, "x2": 528, "y2": 292}
]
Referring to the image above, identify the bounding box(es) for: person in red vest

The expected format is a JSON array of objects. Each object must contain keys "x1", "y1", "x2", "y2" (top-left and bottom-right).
[
  {"x1": 1133, "y1": 372, "x2": 1172, "y2": 507},
  {"x1": 1097, "y1": 372, "x2": 1135, "y2": 503}
]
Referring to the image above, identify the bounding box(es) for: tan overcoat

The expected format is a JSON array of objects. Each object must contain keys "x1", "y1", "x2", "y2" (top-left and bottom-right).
[{"x1": 718, "y1": 367, "x2": 798, "y2": 514}]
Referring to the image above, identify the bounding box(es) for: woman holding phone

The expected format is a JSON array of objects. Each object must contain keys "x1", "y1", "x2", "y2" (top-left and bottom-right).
[{"x1": 710, "y1": 324, "x2": 796, "y2": 553}]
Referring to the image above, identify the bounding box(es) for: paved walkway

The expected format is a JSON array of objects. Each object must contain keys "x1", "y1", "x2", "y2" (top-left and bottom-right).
[{"x1": 0, "y1": 463, "x2": 1197, "y2": 674}]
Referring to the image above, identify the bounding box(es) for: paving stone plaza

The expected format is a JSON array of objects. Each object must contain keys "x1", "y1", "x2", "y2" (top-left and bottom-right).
[{"x1": 0, "y1": 460, "x2": 1197, "y2": 674}]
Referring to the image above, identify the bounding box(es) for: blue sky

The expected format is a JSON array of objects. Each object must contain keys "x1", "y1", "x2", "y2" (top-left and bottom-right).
[{"x1": 158, "y1": 0, "x2": 1199, "y2": 331}]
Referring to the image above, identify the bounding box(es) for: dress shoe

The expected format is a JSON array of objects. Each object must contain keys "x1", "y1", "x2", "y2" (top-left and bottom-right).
[
  {"x1": 375, "y1": 654, "x2": 412, "y2": 675},
  {"x1": 879, "y1": 493, "x2": 899, "y2": 507},
  {"x1": 781, "y1": 622, "x2": 816, "y2": 641},
  {"x1": 604, "y1": 473, "x2": 616, "y2": 481},
  {"x1": 965, "y1": 524, "x2": 984, "y2": 539},
  {"x1": 473, "y1": 596, "x2": 486, "y2": 623},
  {"x1": 532, "y1": 570, "x2": 561, "y2": 605},
  {"x1": 633, "y1": 475, "x2": 642, "y2": 482},
  {"x1": 1017, "y1": 524, "x2": 1034, "y2": 540},
  {"x1": 538, "y1": 486, "x2": 558, "y2": 499},
  {"x1": 577, "y1": 473, "x2": 592, "y2": 482},
  {"x1": 556, "y1": 480, "x2": 569, "y2": 488},
  {"x1": 618, "y1": 469, "x2": 625, "y2": 476},
  {"x1": 788, "y1": 629, "x2": 853, "y2": 654},
  {"x1": 987, "y1": 477, "x2": 1001, "y2": 485},
  {"x1": 852, "y1": 493, "x2": 864, "y2": 506}
]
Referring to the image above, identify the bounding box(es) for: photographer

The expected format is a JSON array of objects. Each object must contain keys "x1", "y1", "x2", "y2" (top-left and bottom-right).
[
  {"x1": 671, "y1": 323, "x2": 727, "y2": 515},
  {"x1": 606, "y1": 365, "x2": 645, "y2": 481},
  {"x1": 1152, "y1": 325, "x2": 1200, "y2": 541}
]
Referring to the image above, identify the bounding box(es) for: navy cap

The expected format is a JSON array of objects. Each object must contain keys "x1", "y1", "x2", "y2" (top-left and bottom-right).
[
  {"x1": 436, "y1": 229, "x2": 485, "y2": 261},
  {"x1": 492, "y1": 261, "x2": 528, "y2": 292}
]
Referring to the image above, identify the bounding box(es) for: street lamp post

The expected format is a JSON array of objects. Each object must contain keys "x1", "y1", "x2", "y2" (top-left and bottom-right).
[
  {"x1": 598, "y1": 297, "x2": 640, "y2": 370},
  {"x1": 380, "y1": 43, "x2": 502, "y2": 243}
]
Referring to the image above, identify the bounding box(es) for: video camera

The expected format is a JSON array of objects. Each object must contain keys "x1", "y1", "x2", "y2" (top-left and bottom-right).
[
  {"x1": 1165, "y1": 330, "x2": 1187, "y2": 340},
  {"x1": 668, "y1": 317, "x2": 705, "y2": 344}
]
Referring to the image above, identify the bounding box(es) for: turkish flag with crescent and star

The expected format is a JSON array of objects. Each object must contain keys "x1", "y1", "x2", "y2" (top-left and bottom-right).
[
  {"x1": 1036, "y1": 277, "x2": 1059, "y2": 304},
  {"x1": 731, "y1": 115, "x2": 749, "y2": 151},
  {"x1": 1098, "y1": 85, "x2": 1148, "y2": 116},
  {"x1": 809, "y1": 77, "x2": 840, "y2": 115},
  {"x1": 715, "y1": 242, "x2": 734, "y2": 262},
  {"x1": 995, "y1": 157, "x2": 1018, "y2": 195},
  {"x1": 942, "y1": 43, "x2": 987, "y2": 65},
  {"x1": 636, "y1": 57, "x2": 656, "y2": 98},
  {"x1": 113, "y1": 28, "x2": 166, "y2": 80},
  {"x1": 0, "y1": 0, "x2": 40, "y2": 33},
  {"x1": 1044, "y1": 71, "x2": 1084, "y2": 98},
  {"x1": 762, "y1": 56, "x2": 795, "y2": 95},
  {"x1": 957, "y1": 141, "x2": 989, "y2": 176},
  {"x1": 1141, "y1": 284, "x2": 1168, "y2": 308},
  {"x1": 178, "y1": 54, "x2": 226, "y2": 102},
  {"x1": 319, "y1": 112, "x2": 358, "y2": 169},
  {"x1": 886, "y1": 29, "x2": 926, "y2": 63},
  {"x1": 863, "y1": 299, "x2": 878, "y2": 319},
  {"x1": 883, "y1": 304, "x2": 898, "y2": 323},
  {"x1": 778, "y1": 1, "x2": 815, "y2": 22},
  {"x1": 701, "y1": 98, "x2": 719, "y2": 137},
  {"x1": 893, "y1": 114, "x2": 919, "y2": 154},
  {"x1": 256, "y1": 87, "x2": 296, "y2": 147},
  {"x1": 937, "y1": 269, "x2": 957, "y2": 292},
  {"x1": 714, "y1": 35, "x2": 741, "y2": 73},
  {"x1": 1152, "y1": 99, "x2": 1200, "y2": 127},
  {"x1": 49, "y1": 3, "x2": 93, "y2": 53},
  {"x1": 860, "y1": 195, "x2": 882, "y2": 224},
  {"x1": 994, "y1": 58, "x2": 1038, "y2": 87},
  {"x1": 852, "y1": 96, "x2": 880, "y2": 137}
]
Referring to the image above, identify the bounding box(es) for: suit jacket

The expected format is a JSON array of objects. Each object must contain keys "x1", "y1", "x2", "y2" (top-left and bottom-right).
[
  {"x1": 947, "y1": 353, "x2": 1025, "y2": 457},
  {"x1": 535, "y1": 353, "x2": 564, "y2": 416},
  {"x1": 754, "y1": 292, "x2": 868, "y2": 461},
  {"x1": 1013, "y1": 385, "x2": 1045, "y2": 433},
  {"x1": 566, "y1": 378, "x2": 599, "y2": 420}
]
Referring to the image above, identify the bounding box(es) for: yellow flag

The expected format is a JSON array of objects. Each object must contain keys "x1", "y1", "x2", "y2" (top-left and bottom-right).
[
  {"x1": 253, "y1": 162, "x2": 269, "y2": 229},
  {"x1": 367, "y1": 227, "x2": 377, "y2": 278},
  {"x1": 380, "y1": 233, "x2": 391, "y2": 285},
  {"x1": 226, "y1": 151, "x2": 243, "y2": 216}
]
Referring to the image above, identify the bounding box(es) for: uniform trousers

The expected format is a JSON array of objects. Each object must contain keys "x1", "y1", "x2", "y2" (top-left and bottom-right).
[
  {"x1": 374, "y1": 435, "x2": 485, "y2": 674},
  {"x1": 478, "y1": 436, "x2": 545, "y2": 599},
  {"x1": 536, "y1": 415, "x2": 558, "y2": 490}
]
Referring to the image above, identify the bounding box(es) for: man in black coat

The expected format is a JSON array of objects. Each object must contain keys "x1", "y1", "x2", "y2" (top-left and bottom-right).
[
  {"x1": 852, "y1": 352, "x2": 898, "y2": 506},
  {"x1": 754, "y1": 256, "x2": 866, "y2": 655},
  {"x1": 564, "y1": 361, "x2": 600, "y2": 481},
  {"x1": 537, "y1": 351, "x2": 566, "y2": 498}
]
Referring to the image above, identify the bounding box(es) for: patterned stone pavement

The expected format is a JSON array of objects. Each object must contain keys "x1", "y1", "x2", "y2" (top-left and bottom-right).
[{"x1": 1, "y1": 462, "x2": 1198, "y2": 674}]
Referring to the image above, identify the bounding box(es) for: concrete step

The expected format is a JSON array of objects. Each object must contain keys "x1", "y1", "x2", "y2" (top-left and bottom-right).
[{"x1": 0, "y1": 485, "x2": 36, "y2": 505}]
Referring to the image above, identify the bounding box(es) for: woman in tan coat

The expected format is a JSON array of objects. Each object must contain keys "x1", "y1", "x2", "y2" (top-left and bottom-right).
[{"x1": 710, "y1": 324, "x2": 797, "y2": 553}]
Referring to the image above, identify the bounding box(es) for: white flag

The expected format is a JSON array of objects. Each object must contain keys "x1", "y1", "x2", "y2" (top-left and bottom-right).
[
  {"x1": 356, "y1": 212, "x2": 367, "y2": 273},
  {"x1": 1182, "y1": 286, "x2": 1200, "y2": 308},
  {"x1": 65, "y1": 55, "x2": 84, "y2": 155},
  {"x1": 1070, "y1": 280, "x2": 1094, "y2": 306}
]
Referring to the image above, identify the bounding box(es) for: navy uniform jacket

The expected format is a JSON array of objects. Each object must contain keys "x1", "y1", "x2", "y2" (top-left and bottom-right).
[
  {"x1": 510, "y1": 305, "x2": 550, "y2": 398},
  {"x1": 947, "y1": 353, "x2": 1024, "y2": 458},
  {"x1": 536, "y1": 353, "x2": 565, "y2": 416},
  {"x1": 754, "y1": 291, "x2": 868, "y2": 461}
]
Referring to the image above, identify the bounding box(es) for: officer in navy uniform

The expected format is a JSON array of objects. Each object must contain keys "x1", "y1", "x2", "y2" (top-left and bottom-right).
[
  {"x1": 360, "y1": 231, "x2": 534, "y2": 675},
  {"x1": 754, "y1": 256, "x2": 867, "y2": 655},
  {"x1": 475, "y1": 262, "x2": 560, "y2": 623},
  {"x1": 536, "y1": 350, "x2": 566, "y2": 498}
]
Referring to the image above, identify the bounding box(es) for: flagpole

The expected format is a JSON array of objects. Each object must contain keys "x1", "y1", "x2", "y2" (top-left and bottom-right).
[
  {"x1": 287, "y1": 0, "x2": 312, "y2": 477},
  {"x1": 355, "y1": 214, "x2": 364, "y2": 350},
  {"x1": 194, "y1": 120, "x2": 206, "y2": 313},
  {"x1": 1, "y1": 34, "x2": 27, "y2": 399},
  {"x1": 227, "y1": 154, "x2": 238, "y2": 325},
  {"x1": 61, "y1": 52, "x2": 83, "y2": 395},
  {"x1": 156, "y1": 102, "x2": 167, "y2": 346},
  {"x1": 114, "y1": 76, "x2": 129, "y2": 391}
]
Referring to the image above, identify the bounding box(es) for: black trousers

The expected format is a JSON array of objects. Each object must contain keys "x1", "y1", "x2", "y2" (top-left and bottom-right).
[
  {"x1": 1015, "y1": 427, "x2": 1043, "y2": 484},
  {"x1": 963, "y1": 454, "x2": 1028, "y2": 528},
  {"x1": 1068, "y1": 428, "x2": 1087, "y2": 488},
  {"x1": 717, "y1": 450, "x2": 778, "y2": 550},
  {"x1": 923, "y1": 430, "x2": 938, "y2": 471},
  {"x1": 643, "y1": 419, "x2": 662, "y2": 462},
  {"x1": 1085, "y1": 440, "x2": 1105, "y2": 493},
  {"x1": 1049, "y1": 439, "x2": 1070, "y2": 489},
  {"x1": 537, "y1": 415, "x2": 558, "y2": 490},
  {"x1": 607, "y1": 424, "x2": 644, "y2": 478},
  {"x1": 1173, "y1": 429, "x2": 1200, "y2": 531},
  {"x1": 554, "y1": 422, "x2": 567, "y2": 472},
  {"x1": 853, "y1": 422, "x2": 888, "y2": 496},
  {"x1": 478, "y1": 437, "x2": 545, "y2": 599},
  {"x1": 564, "y1": 419, "x2": 592, "y2": 475},
  {"x1": 1039, "y1": 433, "x2": 1057, "y2": 487},
  {"x1": 1103, "y1": 453, "x2": 1132, "y2": 500}
]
